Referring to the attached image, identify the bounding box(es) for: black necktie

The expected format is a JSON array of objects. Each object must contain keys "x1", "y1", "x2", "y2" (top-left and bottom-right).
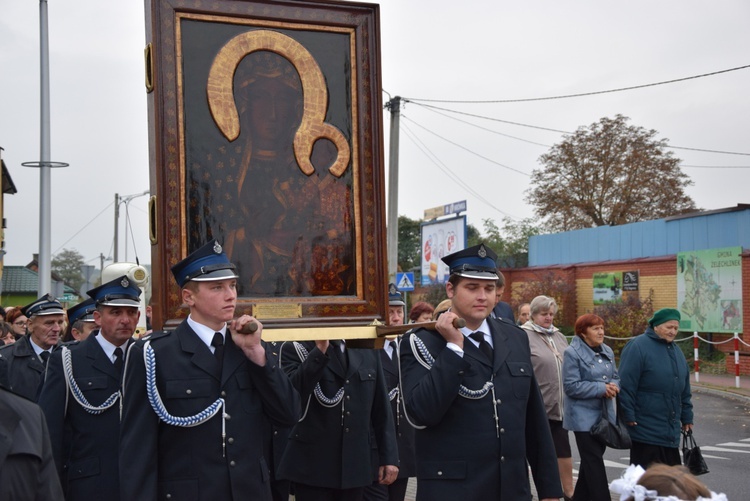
[
  {"x1": 113, "y1": 347, "x2": 124, "y2": 375},
  {"x1": 212, "y1": 332, "x2": 225, "y2": 368},
  {"x1": 40, "y1": 351, "x2": 50, "y2": 365},
  {"x1": 389, "y1": 340, "x2": 398, "y2": 360},
  {"x1": 469, "y1": 332, "x2": 493, "y2": 360},
  {"x1": 332, "y1": 340, "x2": 348, "y2": 371}
]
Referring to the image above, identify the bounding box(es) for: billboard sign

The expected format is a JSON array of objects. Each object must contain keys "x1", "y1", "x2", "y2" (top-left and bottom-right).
[
  {"x1": 423, "y1": 200, "x2": 467, "y2": 220},
  {"x1": 420, "y1": 216, "x2": 466, "y2": 286},
  {"x1": 677, "y1": 246, "x2": 743, "y2": 333}
]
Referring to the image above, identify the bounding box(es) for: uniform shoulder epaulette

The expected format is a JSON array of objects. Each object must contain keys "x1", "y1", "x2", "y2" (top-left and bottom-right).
[
  {"x1": 61, "y1": 339, "x2": 81, "y2": 347},
  {"x1": 144, "y1": 330, "x2": 171, "y2": 342}
]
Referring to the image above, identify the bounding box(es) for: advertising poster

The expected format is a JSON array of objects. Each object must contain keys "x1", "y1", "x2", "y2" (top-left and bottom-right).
[
  {"x1": 592, "y1": 271, "x2": 623, "y2": 304},
  {"x1": 420, "y1": 217, "x2": 466, "y2": 286},
  {"x1": 677, "y1": 246, "x2": 743, "y2": 333}
]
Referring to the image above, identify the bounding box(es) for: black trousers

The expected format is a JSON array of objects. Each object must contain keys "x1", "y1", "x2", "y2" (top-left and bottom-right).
[
  {"x1": 573, "y1": 431, "x2": 610, "y2": 501},
  {"x1": 294, "y1": 483, "x2": 366, "y2": 501},
  {"x1": 361, "y1": 477, "x2": 409, "y2": 501},
  {"x1": 630, "y1": 440, "x2": 681, "y2": 469}
]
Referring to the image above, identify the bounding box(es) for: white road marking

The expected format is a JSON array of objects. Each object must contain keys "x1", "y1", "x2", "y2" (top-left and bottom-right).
[{"x1": 701, "y1": 445, "x2": 750, "y2": 454}]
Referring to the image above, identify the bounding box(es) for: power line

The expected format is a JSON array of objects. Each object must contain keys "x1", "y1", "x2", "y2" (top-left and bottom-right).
[
  {"x1": 406, "y1": 102, "x2": 750, "y2": 156},
  {"x1": 667, "y1": 145, "x2": 750, "y2": 156},
  {"x1": 415, "y1": 105, "x2": 551, "y2": 148},
  {"x1": 682, "y1": 165, "x2": 750, "y2": 169},
  {"x1": 404, "y1": 64, "x2": 750, "y2": 104},
  {"x1": 402, "y1": 115, "x2": 530, "y2": 177},
  {"x1": 53, "y1": 201, "x2": 114, "y2": 255},
  {"x1": 400, "y1": 122, "x2": 520, "y2": 220},
  {"x1": 407, "y1": 102, "x2": 568, "y2": 133}
]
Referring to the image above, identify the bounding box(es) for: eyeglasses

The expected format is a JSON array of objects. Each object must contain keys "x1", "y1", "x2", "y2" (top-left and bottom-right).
[{"x1": 13, "y1": 321, "x2": 27, "y2": 326}]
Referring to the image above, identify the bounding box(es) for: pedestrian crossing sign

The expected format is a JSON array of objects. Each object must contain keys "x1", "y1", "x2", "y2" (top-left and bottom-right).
[{"x1": 396, "y1": 272, "x2": 415, "y2": 291}]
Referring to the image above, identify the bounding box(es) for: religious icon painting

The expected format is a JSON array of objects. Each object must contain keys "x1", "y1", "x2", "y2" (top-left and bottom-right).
[{"x1": 145, "y1": 0, "x2": 387, "y2": 330}]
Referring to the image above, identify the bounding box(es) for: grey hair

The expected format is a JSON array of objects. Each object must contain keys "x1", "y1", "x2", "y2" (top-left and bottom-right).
[{"x1": 529, "y1": 295, "x2": 558, "y2": 317}]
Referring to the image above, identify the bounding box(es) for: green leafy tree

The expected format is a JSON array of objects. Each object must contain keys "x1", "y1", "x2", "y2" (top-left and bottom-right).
[
  {"x1": 397, "y1": 215, "x2": 422, "y2": 273},
  {"x1": 527, "y1": 115, "x2": 697, "y2": 232},
  {"x1": 465, "y1": 223, "x2": 482, "y2": 247},
  {"x1": 52, "y1": 249, "x2": 86, "y2": 292}
]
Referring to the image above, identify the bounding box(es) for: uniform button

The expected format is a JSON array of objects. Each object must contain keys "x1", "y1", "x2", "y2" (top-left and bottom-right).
[
  {"x1": 500, "y1": 428, "x2": 505, "y2": 434},
  {"x1": 345, "y1": 379, "x2": 350, "y2": 384},
  {"x1": 346, "y1": 395, "x2": 351, "y2": 400},
  {"x1": 496, "y1": 399, "x2": 502, "y2": 404},
  {"x1": 368, "y1": 373, "x2": 372, "y2": 378},
  {"x1": 225, "y1": 414, "x2": 231, "y2": 420},
  {"x1": 346, "y1": 411, "x2": 351, "y2": 416},
  {"x1": 88, "y1": 382, "x2": 92, "y2": 386},
  {"x1": 221, "y1": 391, "x2": 227, "y2": 397},
  {"x1": 228, "y1": 437, "x2": 234, "y2": 444},
  {"x1": 166, "y1": 495, "x2": 172, "y2": 499},
  {"x1": 458, "y1": 371, "x2": 464, "y2": 376},
  {"x1": 602, "y1": 375, "x2": 607, "y2": 380},
  {"x1": 520, "y1": 368, "x2": 525, "y2": 373},
  {"x1": 230, "y1": 460, "x2": 236, "y2": 467},
  {"x1": 437, "y1": 471, "x2": 443, "y2": 476},
  {"x1": 273, "y1": 431, "x2": 278, "y2": 436},
  {"x1": 345, "y1": 428, "x2": 350, "y2": 433},
  {"x1": 186, "y1": 389, "x2": 192, "y2": 394},
  {"x1": 500, "y1": 456, "x2": 505, "y2": 462}
]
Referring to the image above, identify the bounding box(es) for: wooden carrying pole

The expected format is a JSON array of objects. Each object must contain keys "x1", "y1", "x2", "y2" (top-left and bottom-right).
[{"x1": 239, "y1": 318, "x2": 467, "y2": 349}]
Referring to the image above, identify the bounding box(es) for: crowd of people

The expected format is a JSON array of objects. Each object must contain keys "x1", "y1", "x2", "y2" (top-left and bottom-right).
[{"x1": 0, "y1": 240, "x2": 727, "y2": 501}]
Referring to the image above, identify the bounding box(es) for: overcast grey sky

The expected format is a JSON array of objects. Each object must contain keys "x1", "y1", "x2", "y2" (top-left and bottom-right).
[{"x1": 1, "y1": 0, "x2": 748, "y2": 269}]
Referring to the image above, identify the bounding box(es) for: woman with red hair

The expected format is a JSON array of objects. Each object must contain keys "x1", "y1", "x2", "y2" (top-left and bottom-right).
[
  {"x1": 562, "y1": 314, "x2": 621, "y2": 500},
  {"x1": 408, "y1": 301, "x2": 434, "y2": 324}
]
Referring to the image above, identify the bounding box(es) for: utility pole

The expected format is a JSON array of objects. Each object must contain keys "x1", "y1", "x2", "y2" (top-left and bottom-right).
[
  {"x1": 386, "y1": 96, "x2": 401, "y2": 283},
  {"x1": 99, "y1": 253, "x2": 107, "y2": 282},
  {"x1": 113, "y1": 193, "x2": 119, "y2": 262}
]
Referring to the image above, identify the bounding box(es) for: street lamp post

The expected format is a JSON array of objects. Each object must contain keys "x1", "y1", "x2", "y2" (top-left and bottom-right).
[
  {"x1": 22, "y1": 0, "x2": 68, "y2": 297},
  {"x1": 113, "y1": 190, "x2": 149, "y2": 262}
]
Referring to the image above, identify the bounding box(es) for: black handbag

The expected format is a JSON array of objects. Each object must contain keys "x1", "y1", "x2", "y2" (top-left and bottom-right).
[
  {"x1": 590, "y1": 396, "x2": 632, "y2": 449},
  {"x1": 682, "y1": 429, "x2": 709, "y2": 475}
]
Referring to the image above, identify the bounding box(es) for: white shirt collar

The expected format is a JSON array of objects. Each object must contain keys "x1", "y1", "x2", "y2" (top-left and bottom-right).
[
  {"x1": 461, "y1": 319, "x2": 493, "y2": 348},
  {"x1": 384, "y1": 337, "x2": 398, "y2": 359},
  {"x1": 29, "y1": 337, "x2": 49, "y2": 357},
  {"x1": 187, "y1": 315, "x2": 227, "y2": 351},
  {"x1": 94, "y1": 333, "x2": 125, "y2": 363}
]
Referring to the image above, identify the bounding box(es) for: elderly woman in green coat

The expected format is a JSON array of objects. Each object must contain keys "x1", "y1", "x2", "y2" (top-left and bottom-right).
[{"x1": 618, "y1": 308, "x2": 694, "y2": 469}]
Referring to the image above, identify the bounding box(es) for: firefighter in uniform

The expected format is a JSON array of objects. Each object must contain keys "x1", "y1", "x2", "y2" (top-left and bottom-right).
[
  {"x1": 363, "y1": 284, "x2": 416, "y2": 501},
  {"x1": 38, "y1": 276, "x2": 142, "y2": 500},
  {"x1": 399, "y1": 244, "x2": 562, "y2": 501},
  {"x1": 119, "y1": 239, "x2": 300, "y2": 500},
  {"x1": 0, "y1": 294, "x2": 65, "y2": 400}
]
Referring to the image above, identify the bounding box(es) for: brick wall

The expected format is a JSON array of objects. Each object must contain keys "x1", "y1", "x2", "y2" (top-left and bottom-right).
[{"x1": 503, "y1": 252, "x2": 750, "y2": 374}]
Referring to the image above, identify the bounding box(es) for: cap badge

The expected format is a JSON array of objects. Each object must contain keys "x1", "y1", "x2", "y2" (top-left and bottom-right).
[
  {"x1": 478, "y1": 245, "x2": 487, "y2": 258},
  {"x1": 213, "y1": 241, "x2": 222, "y2": 254},
  {"x1": 121, "y1": 277, "x2": 130, "y2": 288},
  {"x1": 389, "y1": 283, "x2": 397, "y2": 294}
]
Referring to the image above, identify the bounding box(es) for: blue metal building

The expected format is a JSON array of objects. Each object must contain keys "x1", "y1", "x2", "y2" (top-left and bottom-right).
[{"x1": 529, "y1": 204, "x2": 750, "y2": 266}]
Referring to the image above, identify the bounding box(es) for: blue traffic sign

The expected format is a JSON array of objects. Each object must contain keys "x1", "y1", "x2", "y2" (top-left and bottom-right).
[{"x1": 395, "y1": 272, "x2": 415, "y2": 291}]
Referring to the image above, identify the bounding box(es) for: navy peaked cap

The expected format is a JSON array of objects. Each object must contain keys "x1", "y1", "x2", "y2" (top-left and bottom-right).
[
  {"x1": 388, "y1": 283, "x2": 405, "y2": 306},
  {"x1": 171, "y1": 239, "x2": 238, "y2": 288},
  {"x1": 21, "y1": 293, "x2": 65, "y2": 318},
  {"x1": 67, "y1": 298, "x2": 97, "y2": 323},
  {"x1": 87, "y1": 275, "x2": 142, "y2": 307},
  {"x1": 441, "y1": 243, "x2": 499, "y2": 280}
]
